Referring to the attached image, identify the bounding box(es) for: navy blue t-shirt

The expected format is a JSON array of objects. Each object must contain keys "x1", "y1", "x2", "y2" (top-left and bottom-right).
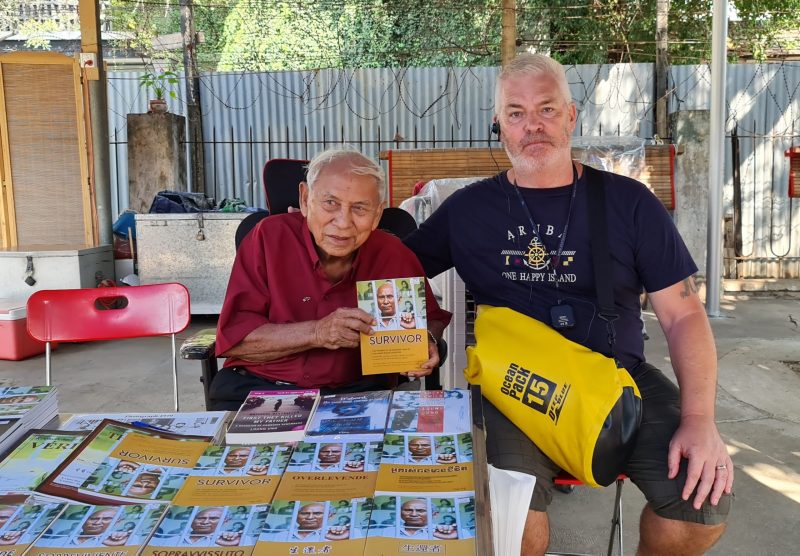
[{"x1": 404, "y1": 167, "x2": 697, "y2": 370}]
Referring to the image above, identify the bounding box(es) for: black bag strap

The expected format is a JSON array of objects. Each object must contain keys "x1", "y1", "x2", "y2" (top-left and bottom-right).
[{"x1": 585, "y1": 165, "x2": 619, "y2": 354}]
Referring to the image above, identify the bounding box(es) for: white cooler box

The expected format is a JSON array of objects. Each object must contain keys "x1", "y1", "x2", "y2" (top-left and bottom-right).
[
  {"x1": 136, "y1": 213, "x2": 248, "y2": 314},
  {"x1": 0, "y1": 244, "x2": 114, "y2": 299}
]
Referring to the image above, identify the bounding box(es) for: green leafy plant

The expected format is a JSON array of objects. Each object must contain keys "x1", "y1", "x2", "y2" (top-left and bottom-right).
[{"x1": 138, "y1": 70, "x2": 179, "y2": 100}]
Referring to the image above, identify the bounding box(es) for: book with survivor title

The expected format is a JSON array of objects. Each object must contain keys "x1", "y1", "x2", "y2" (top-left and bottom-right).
[{"x1": 357, "y1": 277, "x2": 429, "y2": 375}]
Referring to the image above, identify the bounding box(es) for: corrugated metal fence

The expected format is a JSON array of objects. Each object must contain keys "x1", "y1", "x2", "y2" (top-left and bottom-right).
[{"x1": 107, "y1": 62, "x2": 800, "y2": 278}]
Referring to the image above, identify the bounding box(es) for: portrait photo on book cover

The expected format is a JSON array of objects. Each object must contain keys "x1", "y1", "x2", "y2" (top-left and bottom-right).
[
  {"x1": 80, "y1": 458, "x2": 187, "y2": 501},
  {"x1": 192, "y1": 445, "x2": 291, "y2": 477},
  {"x1": 150, "y1": 504, "x2": 268, "y2": 548},
  {"x1": 381, "y1": 432, "x2": 474, "y2": 465},
  {"x1": 36, "y1": 504, "x2": 166, "y2": 548},
  {"x1": 357, "y1": 277, "x2": 427, "y2": 331},
  {"x1": 0, "y1": 499, "x2": 63, "y2": 547},
  {"x1": 368, "y1": 495, "x2": 475, "y2": 541},
  {"x1": 260, "y1": 499, "x2": 370, "y2": 542},
  {"x1": 287, "y1": 439, "x2": 381, "y2": 473}
]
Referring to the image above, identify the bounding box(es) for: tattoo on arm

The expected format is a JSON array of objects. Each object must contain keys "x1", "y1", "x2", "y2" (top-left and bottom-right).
[{"x1": 680, "y1": 277, "x2": 698, "y2": 299}]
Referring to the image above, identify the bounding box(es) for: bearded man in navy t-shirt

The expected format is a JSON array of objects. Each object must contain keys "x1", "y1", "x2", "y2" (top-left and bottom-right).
[{"x1": 405, "y1": 53, "x2": 732, "y2": 555}]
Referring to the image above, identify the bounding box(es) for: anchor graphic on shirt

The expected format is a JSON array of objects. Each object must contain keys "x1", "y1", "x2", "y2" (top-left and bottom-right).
[{"x1": 524, "y1": 237, "x2": 550, "y2": 271}]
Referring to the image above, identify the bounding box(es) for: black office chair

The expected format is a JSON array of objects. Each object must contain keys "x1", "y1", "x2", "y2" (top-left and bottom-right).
[{"x1": 263, "y1": 158, "x2": 308, "y2": 215}]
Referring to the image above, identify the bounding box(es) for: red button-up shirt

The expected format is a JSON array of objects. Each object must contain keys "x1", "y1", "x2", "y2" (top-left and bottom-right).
[{"x1": 216, "y1": 212, "x2": 451, "y2": 388}]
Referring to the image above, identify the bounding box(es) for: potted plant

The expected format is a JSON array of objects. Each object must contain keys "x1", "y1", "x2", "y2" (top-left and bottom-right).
[{"x1": 139, "y1": 70, "x2": 179, "y2": 113}]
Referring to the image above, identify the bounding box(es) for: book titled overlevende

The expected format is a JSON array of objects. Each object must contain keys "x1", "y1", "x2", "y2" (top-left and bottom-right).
[
  {"x1": 357, "y1": 277, "x2": 429, "y2": 375},
  {"x1": 225, "y1": 390, "x2": 320, "y2": 445}
]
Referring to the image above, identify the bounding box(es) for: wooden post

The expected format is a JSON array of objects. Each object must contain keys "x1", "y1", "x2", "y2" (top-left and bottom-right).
[
  {"x1": 78, "y1": 0, "x2": 112, "y2": 245},
  {"x1": 501, "y1": 0, "x2": 517, "y2": 67},
  {"x1": 181, "y1": 0, "x2": 206, "y2": 195},
  {"x1": 655, "y1": 0, "x2": 669, "y2": 140}
]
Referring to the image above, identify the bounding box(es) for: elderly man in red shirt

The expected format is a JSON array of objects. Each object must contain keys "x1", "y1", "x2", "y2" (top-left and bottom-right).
[{"x1": 210, "y1": 148, "x2": 451, "y2": 410}]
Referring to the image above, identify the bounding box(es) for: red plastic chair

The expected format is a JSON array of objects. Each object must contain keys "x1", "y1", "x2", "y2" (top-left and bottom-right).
[
  {"x1": 552, "y1": 472, "x2": 627, "y2": 556},
  {"x1": 26, "y1": 283, "x2": 190, "y2": 411}
]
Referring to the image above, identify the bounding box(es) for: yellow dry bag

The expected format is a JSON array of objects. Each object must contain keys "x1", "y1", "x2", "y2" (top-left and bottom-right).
[{"x1": 465, "y1": 305, "x2": 642, "y2": 487}]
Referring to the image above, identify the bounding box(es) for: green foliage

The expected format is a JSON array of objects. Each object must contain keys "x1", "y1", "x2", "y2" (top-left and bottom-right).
[
  {"x1": 730, "y1": 0, "x2": 800, "y2": 60},
  {"x1": 138, "y1": 70, "x2": 179, "y2": 100},
  {"x1": 19, "y1": 19, "x2": 60, "y2": 50},
  {"x1": 24, "y1": 0, "x2": 798, "y2": 70}
]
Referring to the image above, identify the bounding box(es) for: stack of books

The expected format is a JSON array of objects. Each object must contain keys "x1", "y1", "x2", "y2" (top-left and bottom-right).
[
  {"x1": 0, "y1": 386, "x2": 58, "y2": 455},
  {"x1": 366, "y1": 390, "x2": 477, "y2": 554}
]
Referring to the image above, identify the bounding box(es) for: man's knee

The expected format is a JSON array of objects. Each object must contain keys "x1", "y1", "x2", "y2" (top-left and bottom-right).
[
  {"x1": 521, "y1": 510, "x2": 549, "y2": 556},
  {"x1": 639, "y1": 504, "x2": 727, "y2": 555}
]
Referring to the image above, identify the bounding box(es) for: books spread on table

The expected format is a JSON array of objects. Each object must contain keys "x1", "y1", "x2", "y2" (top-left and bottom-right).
[
  {"x1": 60, "y1": 412, "x2": 228, "y2": 443},
  {"x1": 376, "y1": 432, "x2": 475, "y2": 494},
  {"x1": 28, "y1": 502, "x2": 168, "y2": 556},
  {"x1": 0, "y1": 430, "x2": 87, "y2": 494},
  {"x1": 0, "y1": 492, "x2": 67, "y2": 556},
  {"x1": 0, "y1": 387, "x2": 59, "y2": 456},
  {"x1": 254, "y1": 497, "x2": 372, "y2": 555},
  {"x1": 386, "y1": 389, "x2": 471, "y2": 434},
  {"x1": 363, "y1": 492, "x2": 476, "y2": 554},
  {"x1": 305, "y1": 391, "x2": 391, "y2": 438},
  {"x1": 36, "y1": 419, "x2": 211, "y2": 505},
  {"x1": 225, "y1": 390, "x2": 320, "y2": 445},
  {"x1": 357, "y1": 277, "x2": 429, "y2": 375}
]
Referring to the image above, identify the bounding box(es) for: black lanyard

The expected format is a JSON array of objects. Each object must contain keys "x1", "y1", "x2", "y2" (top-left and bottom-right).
[{"x1": 513, "y1": 163, "x2": 579, "y2": 282}]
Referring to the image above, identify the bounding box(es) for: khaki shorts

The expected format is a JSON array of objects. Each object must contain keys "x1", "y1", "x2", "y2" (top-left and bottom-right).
[{"x1": 483, "y1": 362, "x2": 732, "y2": 524}]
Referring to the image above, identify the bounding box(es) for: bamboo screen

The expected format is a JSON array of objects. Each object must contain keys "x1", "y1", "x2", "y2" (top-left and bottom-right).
[
  {"x1": 380, "y1": 145, "x2": 675, "y2": 209},
  {"x1": 1, "y1": 58, "x2": 89, "y2": 246}
]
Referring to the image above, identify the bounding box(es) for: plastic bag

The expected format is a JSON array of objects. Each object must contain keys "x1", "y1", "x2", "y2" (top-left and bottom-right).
[{"x1": 148, "y1": 190, "x2": 215, "y2": 213}]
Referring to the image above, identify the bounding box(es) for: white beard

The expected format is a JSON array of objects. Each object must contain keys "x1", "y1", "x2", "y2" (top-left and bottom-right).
[{"x1": 503, "y1": 130, "x2": 573, "y2": 178}]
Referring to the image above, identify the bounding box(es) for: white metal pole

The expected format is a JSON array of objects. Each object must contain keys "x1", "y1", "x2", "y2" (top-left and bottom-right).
[{"x1": 706, "y1": 0, "x2": 728, "y2": 317}]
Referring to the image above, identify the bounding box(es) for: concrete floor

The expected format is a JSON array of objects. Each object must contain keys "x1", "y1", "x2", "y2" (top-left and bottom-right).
[{"x1": 2, "y1": 292, "x2": 799, "y2": 555}]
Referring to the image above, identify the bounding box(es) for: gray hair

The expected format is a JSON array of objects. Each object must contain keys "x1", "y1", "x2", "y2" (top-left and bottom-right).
[
  {"x1": 305, "y1": 147, "x2": 385, "y2": 202},
  {"x1": 494, "y1": 53, "x2": 573, "y2": 112}
]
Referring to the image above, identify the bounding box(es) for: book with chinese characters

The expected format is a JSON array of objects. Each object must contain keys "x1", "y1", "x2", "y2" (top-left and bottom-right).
[
  {"x1": 253, "y1": 497, "x2": 373, "y2": 556},
  {"x1": 386, "y1": 389, "x2": 471, "y2": 434},
  {"x1": 28, "y1": 502, "x2": 168, "y2": 556},
  {"x1": 363, "y1": 492, "x2": 476, "y2": 554},
  {"x1": 225, "y1": 390, "x2": 320, "y2": 445},
  {"x1": 305, "y1": 390, "x2": 391, "y2": 437},
  {"x1": 0, "y1": 430, "x2": 87, "y2": 494},
  {"x1": 35, "y1": 420, "x2": 211, "y2": 505},
  {"x1": 0, "y1": 493, "x2": 67, "y2": 556},
  {"x1": 357, "y1": 277, "x2": 429, "y2": 375}
]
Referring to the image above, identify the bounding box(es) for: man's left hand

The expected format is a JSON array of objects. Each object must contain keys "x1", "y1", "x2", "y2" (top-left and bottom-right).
[
  {"x1": 668, "y1": 414, "x2": 733, "y2": 510},
  {"x1": 401, "y1": 336, "x2": 440, "y2": 379}
]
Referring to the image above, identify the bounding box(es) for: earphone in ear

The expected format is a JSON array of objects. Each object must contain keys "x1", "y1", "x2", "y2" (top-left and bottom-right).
[{"x1": 490, "y1": 121, "x2": 501, "y2": 137}]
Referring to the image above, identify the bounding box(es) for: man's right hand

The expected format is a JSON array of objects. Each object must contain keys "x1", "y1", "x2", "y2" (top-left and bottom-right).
[{"x1": 314, "y1": 308, "x2": 375, "y2": 350}]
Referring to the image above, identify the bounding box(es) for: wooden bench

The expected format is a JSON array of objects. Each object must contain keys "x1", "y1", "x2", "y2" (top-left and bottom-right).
[{"x1": 380, "y1": 145, "x2": 676, "y2": 209}]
